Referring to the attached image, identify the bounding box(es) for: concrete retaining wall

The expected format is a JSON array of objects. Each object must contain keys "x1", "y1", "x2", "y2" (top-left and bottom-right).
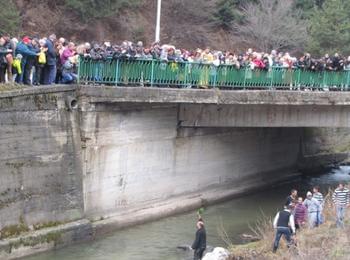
[{"x1": 0, "y1": 88, "x2": 84, "y2": 230}]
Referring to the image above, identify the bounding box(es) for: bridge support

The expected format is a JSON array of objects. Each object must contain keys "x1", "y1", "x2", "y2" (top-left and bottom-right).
[{"x1": 179, "y1": 104, "x2": 350, "y2": 128}]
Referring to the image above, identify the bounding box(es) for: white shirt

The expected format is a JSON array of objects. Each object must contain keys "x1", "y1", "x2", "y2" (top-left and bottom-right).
[{"x1": 273, "y1": 209, "x2": 296, "y2": 234}]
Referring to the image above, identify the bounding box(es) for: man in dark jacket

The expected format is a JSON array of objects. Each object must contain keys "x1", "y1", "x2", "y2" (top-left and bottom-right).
[
  {"x1": 43, "y1": 34, "x2": 57, "y2": 85},
  {"x1": 331, "y1": 53, "x2": 344, "y2": 71},
  {"x1": 285, "y1": 189, "x2": 297, "y2": 207},
  {"x1": 191, "y1": 221, "x2": 206, "y2": 260}
]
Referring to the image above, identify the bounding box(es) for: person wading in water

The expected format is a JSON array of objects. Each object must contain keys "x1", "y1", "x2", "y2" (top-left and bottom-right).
[{"x1": 191, "y1": 220, "x2": 206, "y2": 260}]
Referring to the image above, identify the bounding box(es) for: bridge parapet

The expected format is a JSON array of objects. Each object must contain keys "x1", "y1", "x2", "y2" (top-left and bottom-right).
[
  {"x1": 77, "y1": 86, "x2": 350, "y2": 128},
  {"x1": 77, "y1": 86, "x2": 350, "y2": 106}
]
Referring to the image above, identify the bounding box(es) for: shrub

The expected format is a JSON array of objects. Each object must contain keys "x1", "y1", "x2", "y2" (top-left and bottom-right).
[
  {"x1": 0, "y1": 0, "x2": 21, "y2": 35},
  {"x1": 64, "y1": 0, "x2": 141, "y2": 21}
]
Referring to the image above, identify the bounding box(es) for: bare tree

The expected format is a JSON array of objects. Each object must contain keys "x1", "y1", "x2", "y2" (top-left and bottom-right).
[{"x1": 232, "y1": 0, "x2": 308, "y2": 52}]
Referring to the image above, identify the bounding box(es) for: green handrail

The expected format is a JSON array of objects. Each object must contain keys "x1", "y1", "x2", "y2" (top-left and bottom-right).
[{"x1": 77, "y1": 57, "x2": 350, "y2": 90}]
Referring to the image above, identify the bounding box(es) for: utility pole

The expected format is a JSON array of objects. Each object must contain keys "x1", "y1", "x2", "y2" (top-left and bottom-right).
[{"x1": 155, "y1": 0, "x2": 162, "y2": 42}]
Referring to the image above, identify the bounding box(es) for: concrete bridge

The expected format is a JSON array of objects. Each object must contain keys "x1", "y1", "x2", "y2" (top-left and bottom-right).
[
  {"x1": 0, "y1": 85, "x2": 350, "y2": 259},
  {"x1": 80, "y1": 86, "x2": 350, "y2": 127}
]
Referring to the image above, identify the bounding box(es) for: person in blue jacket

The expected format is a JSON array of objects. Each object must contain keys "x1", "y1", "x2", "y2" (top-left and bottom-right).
[{"x1": 15, "y1": 36, "x2": 39, "y2": 84}]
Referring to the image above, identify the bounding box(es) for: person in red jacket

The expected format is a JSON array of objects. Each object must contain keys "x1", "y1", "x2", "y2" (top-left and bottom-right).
[{"x1": 252, "y1": 54, "x2": 266, "y2": 69}]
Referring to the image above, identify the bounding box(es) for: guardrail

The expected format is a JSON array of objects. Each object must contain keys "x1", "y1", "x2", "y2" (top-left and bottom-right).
[{"x1": 78, "y1": 58, "x2": 350, "y2": 90}]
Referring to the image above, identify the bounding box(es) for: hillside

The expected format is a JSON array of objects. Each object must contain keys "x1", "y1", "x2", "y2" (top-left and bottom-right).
[
  {"x1": 14, "y1": 0, "x2": 234, "y2": 50},
  {"x1": 4, "y1": 0, "x2": 350, "y2": 55}
]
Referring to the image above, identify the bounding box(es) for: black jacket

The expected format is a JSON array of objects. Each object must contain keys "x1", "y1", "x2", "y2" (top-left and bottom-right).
[{"x1": 192, "y1": 227, "x2": 206, "y2": 250}]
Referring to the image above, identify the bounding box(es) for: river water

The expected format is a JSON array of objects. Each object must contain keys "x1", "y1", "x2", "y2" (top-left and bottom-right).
[{"x1": 25, "y1": 166, "x2": 350, "y2": 260}]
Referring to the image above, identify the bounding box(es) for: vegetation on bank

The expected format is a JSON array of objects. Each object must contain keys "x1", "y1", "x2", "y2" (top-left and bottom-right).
[{"x1": 228, "y1": 193, "x2": 350, "y2": 259}]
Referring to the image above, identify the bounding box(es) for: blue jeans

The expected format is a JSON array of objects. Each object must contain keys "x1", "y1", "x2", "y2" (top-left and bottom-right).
[
  {"x1": 44, "y1": 65, "x2": 56, "y2": 85},
  {"x1": 273, "y1": 227, "x2": 292, "y2": 252},
  {"x1": 317, "y1": 207, "x2": 324, "y2": 226},
  {"x1": 62, "y1": 72, "x2": 77, "y2": 84},
  {"x1": 336, "y1": 206, "x2": 346, "y2": 228},
  {"x1": 308, "y1": 212, "x2": 318, "y2": 228},
  {"x1": 15, "y1": 59, "x2": 26, "y2": 84}
]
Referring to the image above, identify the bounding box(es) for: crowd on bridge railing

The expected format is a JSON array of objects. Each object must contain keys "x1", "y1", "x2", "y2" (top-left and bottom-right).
[{"x1": 0, "y1": 34, "x2": 350, "y2": 86}]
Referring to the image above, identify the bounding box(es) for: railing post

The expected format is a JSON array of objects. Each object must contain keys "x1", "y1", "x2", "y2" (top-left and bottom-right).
[
  {"x1": 151, "y1": 60, "x2": 155, "y2": 87},
  {"x1": 346, "y1": 70, "x2": 350, "y2": 91},
  {"x1": 297, "y1": 69, "x2": 301, "y2": 90},
  {"x1": 213, "y1": 65, "x2": 217, "y2": 88},
  {"x1": 270, "y1": 67, "x2": 274, "y2": 90},
  {"x1": 77, "y1": 56, "x2": 81, "y2": 84},
  {"x1": 184, "y1": 62, "x2": 188, "y2": 88},
  {"x1": 243, "y1": 67, "x2": 247, "y2": 89},
  {"x1": 322, "y1": 71, "x2": 326, "y2": 90},
  {"x1": 115, "y1": 59, "x2": 119, "y2": 87}
]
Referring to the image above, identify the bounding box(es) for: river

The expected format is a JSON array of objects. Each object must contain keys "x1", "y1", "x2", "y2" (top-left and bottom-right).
[{"x1": 25, "y1": 166, "x2": 350, "y2": 260}]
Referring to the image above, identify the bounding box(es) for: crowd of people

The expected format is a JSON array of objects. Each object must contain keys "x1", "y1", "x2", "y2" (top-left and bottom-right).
[
  {"x1": 273, "y1": 183, "x2": 350, "y2": 252},
  {"x1": 1, "y1": 35, "x2": 350, "y2": 86},
  {"x1": 0, "y1": 35, "x2": 79, "y2": 85}
]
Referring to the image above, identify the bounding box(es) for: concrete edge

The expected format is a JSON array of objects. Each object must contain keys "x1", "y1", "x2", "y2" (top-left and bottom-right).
[
  {"x1": 0, "y1": 85, "x2": 76, "y2": 99},
  {"x1": 77, "y1": 85, "x2": 350, "y2": 106},
  {"x1": 2, "y1": 85, "x2": 350, "y2": 106}
]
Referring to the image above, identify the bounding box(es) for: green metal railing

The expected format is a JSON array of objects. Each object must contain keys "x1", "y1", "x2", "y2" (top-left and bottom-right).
[{"x1": 78, "y1": 57, "x2": 350, "y2": 90}]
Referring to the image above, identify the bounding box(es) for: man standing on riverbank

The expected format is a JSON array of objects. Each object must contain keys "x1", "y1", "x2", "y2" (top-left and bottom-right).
[
  {"x1": 285, "y1": 189, "x2": 298, "y2": 207},
  {"x1": 191, "y1": 221, "x2": 207, "y2": 260},
  {"x1": 273, "y1": 204, "x2": 296, "y2": 253},
  {"x1": 294, "y1": 197, "x2": 307, "y2": 230},
  {"x1": 313, "y1": 186, "x2": 324, "y2": 225},
  {"x1": 303, "y1": 191, "x2": 320, "y2": 228},
  {"x1": 332, "y1": 182, "x2": 350, "y2": 228}
]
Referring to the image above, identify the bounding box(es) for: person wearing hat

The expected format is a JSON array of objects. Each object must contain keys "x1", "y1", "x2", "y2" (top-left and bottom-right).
[
  {"x1": 303, "y1": 191, "x2": 320, "y2": 228},
  {"x1": 15, "y1": 36, "x2": 39, "y2": 84},
  {"x1": 272, "y1": 204, "x2": 296, "y2": 253}
]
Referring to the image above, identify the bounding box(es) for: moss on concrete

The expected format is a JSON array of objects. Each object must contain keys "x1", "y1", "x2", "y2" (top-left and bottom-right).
[
  {"x1": 8, "y1": 231, "x2": 63, "y2": 253},
  {"x1": 33, "y1": 221, "x2": 64, "y2": 230},
  {"x1": 0, "y1": 223, "x2": 29, "y2": 239}
]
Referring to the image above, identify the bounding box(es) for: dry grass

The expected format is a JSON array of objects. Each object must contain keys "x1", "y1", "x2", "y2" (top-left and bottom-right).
[{"x1": 229, "y1": 192, "x2": 350, "y2": 260}]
